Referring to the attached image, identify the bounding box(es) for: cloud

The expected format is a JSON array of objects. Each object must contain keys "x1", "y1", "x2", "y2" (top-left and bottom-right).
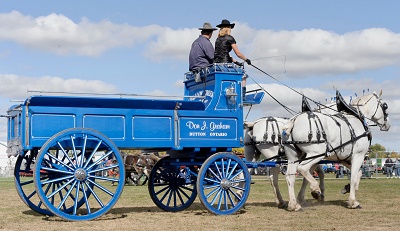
[
  {"x1": 1, "y1": 12, "x2": 399, "y2": 78},
  {"x1": 144, "y1": 27, "x2": 197, "y2": 62},
  {"x1": 0, "y1": 74, "x2": 117, "y2": 99},
  {"x1": 245, "y1": 83, "x2": 331, "y2": 119},
  {"x1": 148, "y1": 23, "x2": 400, "y2": 78},
  {"x1": 244, "y1": 27, "x2": 400, "y2": 77},
  {"x1": 0, "y1": 11, "x2": 162, "y2": 56}
]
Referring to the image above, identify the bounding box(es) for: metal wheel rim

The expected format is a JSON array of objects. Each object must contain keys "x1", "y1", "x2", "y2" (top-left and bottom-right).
[{"x1": 33, "y1": 128, "x2": 125, "y2": 221}]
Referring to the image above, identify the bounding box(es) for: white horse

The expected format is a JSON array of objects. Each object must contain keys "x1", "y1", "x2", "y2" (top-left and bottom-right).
[
  {"x1": 283, "y1": 90, "x2": 390, "y2": 211},
  {"x1": 244, "y1": 117, "x2": 325, "y2": 208}
]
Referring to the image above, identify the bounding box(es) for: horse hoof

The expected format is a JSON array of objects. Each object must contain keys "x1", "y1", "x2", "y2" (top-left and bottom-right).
[
  {"x1": 348, "y1": 203, "x2": 362, "y2": 209},
  {"x1": 311, "y1": 191, "x2": 323, "y2": 201},
  {"x1": 341, "y1": 184, "x2": 350, "y2": 194},
  {"x1": 278, "y1": 201, "x2": 288, "y2": 209},
  {"x1": 295, "y1": 207, "x2": 304, "y2": 212},
  {"x1": 319, "y1": 194, "x2": 325, "y2": 203}
]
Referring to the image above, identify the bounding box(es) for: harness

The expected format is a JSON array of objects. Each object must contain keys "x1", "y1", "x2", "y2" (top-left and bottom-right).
[
  {"x1": 244, "y1": 116, "x2": 286, "y2": 159},
  {"x1": 246, "y1": 112, "x2": 372, "y2": 168}
]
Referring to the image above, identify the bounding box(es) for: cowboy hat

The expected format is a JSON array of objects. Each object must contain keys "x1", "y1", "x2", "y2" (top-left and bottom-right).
[
  {"x1": 198, "y1": 22, "x2": 217, "y2": 31},
  {"x1": 216, "y1": 19, "x2": 235, "y2": 29}
]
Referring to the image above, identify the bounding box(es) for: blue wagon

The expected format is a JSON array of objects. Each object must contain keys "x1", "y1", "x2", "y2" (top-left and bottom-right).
[{"x1": 5, "y1": 64, "x2": 264, "y2": 221}]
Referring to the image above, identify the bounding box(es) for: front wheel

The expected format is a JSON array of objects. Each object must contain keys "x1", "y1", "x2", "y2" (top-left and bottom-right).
[{"x1": 196, "y1": 152, "x2": 251, "y2": 215}]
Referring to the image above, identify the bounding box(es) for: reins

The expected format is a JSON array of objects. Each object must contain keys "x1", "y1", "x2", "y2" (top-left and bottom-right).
[
  {"x1": 248, "y1": 63, "x2": 386, "y2": 129},
  {"x1": 248, "y1": 64, "x2": 342, "y2": 114}
]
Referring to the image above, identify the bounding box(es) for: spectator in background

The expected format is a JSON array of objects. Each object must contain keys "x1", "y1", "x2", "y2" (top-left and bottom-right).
[
  {"x1": 335, "y1": 163, "x2": 344, "y2": 178},
  {"x1": 362, "y1": 155, "x2": 372, "y2": 178},
  {"x1": 385, "y1": 155, "x2": 394, "y2": 178},
  {"x1": 395, "y1": 157, "x2": 400, "y2": 179}
]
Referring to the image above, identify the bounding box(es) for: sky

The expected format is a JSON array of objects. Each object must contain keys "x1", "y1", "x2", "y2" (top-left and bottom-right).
[{"x1": 0, "y1": 0, "x2": 399, "y2": 152}]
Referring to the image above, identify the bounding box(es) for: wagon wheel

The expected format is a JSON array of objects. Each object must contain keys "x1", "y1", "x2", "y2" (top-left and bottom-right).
[
  {"x1": 196, "y1": 152, "x2": 251, "y2": 215},
  {"x1": 14, "y1": 151, "x2": 52, "y2": 215},
  {"x1": 148, "y1": 156, "x2": 197, "y2": 212},
  {"x1": 14, "y1": 150, "x2": 91, "y2": 216},
  {"x1": 33, "y1": 128, "x2": 125, "y2": 221}
]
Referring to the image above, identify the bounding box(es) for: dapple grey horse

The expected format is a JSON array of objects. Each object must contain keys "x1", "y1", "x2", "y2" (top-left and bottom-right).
[
  {"x1": 244, "y1": 117, "x2": 325, "y2": 208},
  {"x1": 283, "y1": 90, "x2": 390, "y2": 211}
]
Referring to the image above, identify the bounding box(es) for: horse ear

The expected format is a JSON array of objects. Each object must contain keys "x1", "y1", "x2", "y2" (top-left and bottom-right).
[{"x1": 379, "y1": 89, "x2": 382, "y2": 97}]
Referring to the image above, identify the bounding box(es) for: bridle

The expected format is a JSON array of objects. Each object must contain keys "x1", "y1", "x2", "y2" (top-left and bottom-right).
[{"x1": 351, "y1": 93, "x2": 389, "y2": 129}]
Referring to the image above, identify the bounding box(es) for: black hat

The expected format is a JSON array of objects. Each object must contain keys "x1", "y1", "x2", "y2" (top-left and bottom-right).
[
  {"x1": 198, "y1": 22, "x2": 217, "y2": 31},
  {"x1": 216, "y1": 19, "x2": 235, "y2": 29}
]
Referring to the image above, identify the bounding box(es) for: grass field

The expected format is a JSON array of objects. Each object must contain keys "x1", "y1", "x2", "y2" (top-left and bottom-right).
[{"x1": 1, "y1": 174, "x2": 399, "y2": 230}]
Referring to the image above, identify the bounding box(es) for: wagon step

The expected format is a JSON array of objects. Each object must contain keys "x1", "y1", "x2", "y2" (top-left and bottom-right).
[{"x1": 244, "y1": 91, "x2": 265, "y2": 106}]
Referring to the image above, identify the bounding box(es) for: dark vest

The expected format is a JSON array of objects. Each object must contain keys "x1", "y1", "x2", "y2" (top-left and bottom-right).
[{"x1": 214, "y1": 35, "x2": 236, "y2": 63}]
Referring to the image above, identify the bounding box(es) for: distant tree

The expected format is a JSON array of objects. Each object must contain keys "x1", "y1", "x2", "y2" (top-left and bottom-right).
[
  {"x1": 370, "y1": 144, "x2": 386, "y2": 152},
  {"x1": 369, "y1": 144, "x2": 386, "y2": 158}
]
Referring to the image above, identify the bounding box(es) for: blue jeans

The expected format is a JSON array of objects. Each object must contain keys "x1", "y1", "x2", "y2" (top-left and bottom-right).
[
  {"x1": 396, "y1": 167, "x2": 400, "y2": 177},
  {"x1": 386, "y1": 167, "x2": 393, "y2": 177}
]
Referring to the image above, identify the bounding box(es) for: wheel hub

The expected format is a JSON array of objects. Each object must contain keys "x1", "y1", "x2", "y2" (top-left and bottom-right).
[
  {"x1": 220, "y1": 178, "x2": 231, "y2": 190},
  {"x1": 74, "y1": 168, "x2": 87, "y2": 181}
]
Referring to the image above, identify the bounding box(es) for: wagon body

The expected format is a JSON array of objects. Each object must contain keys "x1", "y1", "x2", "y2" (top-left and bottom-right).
[
  {"x1": 6, "y1": 64, "x2": 266, "y2": 220},
  {"x1": 6, "y1": 64, "x2": 245, "y2": 158}
]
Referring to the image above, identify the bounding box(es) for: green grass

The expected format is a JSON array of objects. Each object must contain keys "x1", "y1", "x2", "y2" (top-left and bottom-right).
[{"x1": 1, "y1": 176, "x2": 399, "y2": 230}]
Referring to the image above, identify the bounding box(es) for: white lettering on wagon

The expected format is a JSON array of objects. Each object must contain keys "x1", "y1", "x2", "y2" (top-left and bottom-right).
[
  {"x1": 186, "y1": 120, "x2": 232, "y2": 137},
  {"x1": 189, "y1": 132, "x2": 206, "y2": 136},
  {"x1": 209, "y1": 132, "x2": 228, "y2": 136},
  {"x1": 190, "y1": 90, "x2": 214, "y2": 104},
  {"x1": 209, "y1": 122, "x2": 230, "y2": 131}
]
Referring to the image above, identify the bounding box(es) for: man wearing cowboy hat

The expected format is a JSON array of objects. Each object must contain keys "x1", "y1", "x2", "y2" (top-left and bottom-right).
[{"x1": 189, "y1": 22, "x2": 217, "y2": 71}]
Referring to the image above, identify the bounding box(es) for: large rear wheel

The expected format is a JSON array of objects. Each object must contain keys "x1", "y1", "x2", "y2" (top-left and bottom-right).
[
  {"x1": 33, "y1": 128, "x2": 125, "y2": 221},
  {"x1": 14, "y1": 151, "x2": 53, "y2": 215}
]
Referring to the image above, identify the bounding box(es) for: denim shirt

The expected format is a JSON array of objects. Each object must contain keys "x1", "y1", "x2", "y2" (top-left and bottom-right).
[{"x1": 189, "y1": 35, "x2": 215, "y2": 71}]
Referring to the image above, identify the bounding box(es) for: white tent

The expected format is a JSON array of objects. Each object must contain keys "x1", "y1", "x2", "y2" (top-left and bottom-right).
[
  {"x1": 0, "y1": 141, "x2": 7, "y2": 168},
  {"x1": 0, "y1": 141, "x2": 16, "y2": 176}
]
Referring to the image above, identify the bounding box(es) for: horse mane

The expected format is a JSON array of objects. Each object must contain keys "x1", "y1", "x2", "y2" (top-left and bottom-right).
[{"x1": 350, "y1": 92, "x2": 377, "y2": 106}]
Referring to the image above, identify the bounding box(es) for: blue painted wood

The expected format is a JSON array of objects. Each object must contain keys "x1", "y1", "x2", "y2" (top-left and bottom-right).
[
  {"x1": 244, "y1": 91, "x2": 265, "y2": 105},
  {"x1": 7, "y1": 63, "x2": 246, "y2": 155}
]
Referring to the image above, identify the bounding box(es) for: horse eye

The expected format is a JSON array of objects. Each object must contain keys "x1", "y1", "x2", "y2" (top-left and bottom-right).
[{"x1": 383, "y1": 102, "x2": 388, "y2": 110}]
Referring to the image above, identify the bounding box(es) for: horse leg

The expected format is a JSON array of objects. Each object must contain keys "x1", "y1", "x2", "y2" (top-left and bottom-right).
[
  {"x1": 297, "y1": 164, "x2": 324, "y2": 204},
  {"x1": 316, "y1": 164, "x2": 325, "y2": 201},
  {"x1": 269, "y1": 167, "x2": 287, "y2": 208},
  {"x1": 340, "y1": 163, "x2": 361, "y2": 194},
  {"x1": 142, "y1": 168, "x2": 150, "y2": 185},
  {"x1": 297, "y1": 157, "x2": 324, "y2": 202},
  {"x1": 286, "y1": 161, "x2": 302, "y2": 211},
  {"x1": 347, "y1": 156, "x2": 364, "y2": 209}
]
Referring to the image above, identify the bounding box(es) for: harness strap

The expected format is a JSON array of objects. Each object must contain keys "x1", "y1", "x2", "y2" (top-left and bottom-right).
[
  {"x1": 293, "y1": 131, "x2": 369, "y2": 164},
  {"x1": 307, "y1": 112, "x2": 313, "y2": 142}
]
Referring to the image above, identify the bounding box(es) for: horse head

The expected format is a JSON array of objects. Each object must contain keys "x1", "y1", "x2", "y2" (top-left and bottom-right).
[{"x1": 350, "y1": 89, "x2": 391, "y2": 131}]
